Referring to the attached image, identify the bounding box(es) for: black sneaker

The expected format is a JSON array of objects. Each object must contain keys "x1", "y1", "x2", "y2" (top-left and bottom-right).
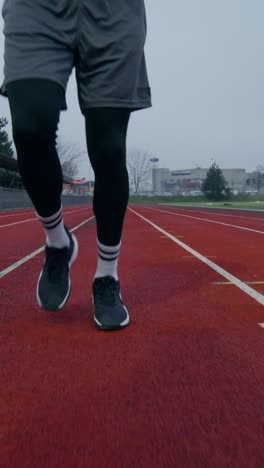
[
  {"x1": 37, "y1": 227, "x2": 78, "y2": 310},
  {"x1": 92, "y1": 276, "x2": 130, "y2": 330}
]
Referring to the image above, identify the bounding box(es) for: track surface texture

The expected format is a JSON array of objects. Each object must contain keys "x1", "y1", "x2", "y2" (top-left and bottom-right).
[{"x1": 1, "y1": 204, "x2": 264, "y2": 468}]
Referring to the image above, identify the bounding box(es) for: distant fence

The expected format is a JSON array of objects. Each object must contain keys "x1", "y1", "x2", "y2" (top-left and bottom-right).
[
  {"x1": 0, "y1": 186, "x2": 92, "y2": 211},
  {"x1": 0, "y1": 153, "x2": 93, "y2": 210}
]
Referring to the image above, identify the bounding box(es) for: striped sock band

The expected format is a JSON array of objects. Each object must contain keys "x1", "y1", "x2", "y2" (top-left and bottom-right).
[
  {"x1": 37, "y1": 206, "x2": 69, "y2": 248},
  {"x1": 95, "y1": 239, "x2": 121, "y2": 280}
]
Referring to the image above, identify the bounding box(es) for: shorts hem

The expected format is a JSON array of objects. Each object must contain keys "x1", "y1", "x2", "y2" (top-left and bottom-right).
[
  {"x1": 0, "y1": 76, "x2": 68, "y2": 110},
  {"x1": 80, "y1": 99, "x2": 152, "y2": 114}
]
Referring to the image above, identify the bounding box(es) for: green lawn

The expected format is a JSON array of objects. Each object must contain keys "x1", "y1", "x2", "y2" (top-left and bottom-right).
[
  {"x1": 158, "y1": 201, "x2": 264, "y2": 210},
  {"x1": 129, "y1": 195, "x2": 264, "y2": 211}
]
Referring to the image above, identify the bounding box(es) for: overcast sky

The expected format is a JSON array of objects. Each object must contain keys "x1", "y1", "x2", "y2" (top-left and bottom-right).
[{"x1": 0, "y1": 0, "x2": 263, "y2": 177}]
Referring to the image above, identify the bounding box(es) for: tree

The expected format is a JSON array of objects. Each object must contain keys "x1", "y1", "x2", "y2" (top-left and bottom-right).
[
  {"x1": 0, "y1": 117, "x2": 14, "y2": 157},
  {"x1": 202, "y1": 163, "x2": 231, "y2": 201},
  {"x1": 57, "y1": 141, "x2": 87, "y2": 179},
  {"x1": 127, "y1": 149, "x2": 151, "y2": 193},
  {"x1": 246, "y1": 165, "x2": 264, "y2": 193}
]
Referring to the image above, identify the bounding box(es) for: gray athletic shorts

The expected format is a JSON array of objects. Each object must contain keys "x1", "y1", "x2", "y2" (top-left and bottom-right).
[{"x1": 1, "y1": 0, "x2": 151, "y2": 113}]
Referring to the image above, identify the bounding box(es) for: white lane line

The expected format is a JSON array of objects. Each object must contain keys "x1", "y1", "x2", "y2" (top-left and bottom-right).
[
  {"x1": 183, "y1": 255, "x2": 217, "y2": 258},
  {"x1": 0, "y1": 207, "x2": 91, "y2": 229},
  {"x1": 0, "y1": 216, "x2": 94, "y2": 279},
  {"x1": 212, "y1": 281, "x2": 264, "y2": 285},
  {"x1": 0, "y1": 205, "x2": 85, "y2": 219},
  {"x1": 160, "y1": 235, "x2": 184, "y2": 239},
  {"x1": 144, "y1": 206, "x2": 264, "y2": 235},
  {"x1": 129, "y1": 207, "x2": 264, "y2": 306},
  {"x1": 159, "y1": 204, "x2": 264, "y2": 214},
  {"x1": 0, "y1": 218, "x2": 36, "y2": 228},
  {"x1": 0, "y1": 209, "x2": 34, "y2": 218},
  {"x1": 160, "y1": 207, "x2": 264, "y2": 222}
]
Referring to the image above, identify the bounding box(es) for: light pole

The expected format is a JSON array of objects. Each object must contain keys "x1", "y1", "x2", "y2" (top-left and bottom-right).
[
  {"x1": 87, "y1": 160, "x2": 94, "y2": 194},
  {"x1": 88, "y1": 161, "x2": 91, "y2": 194},
  {"x1": 150, "y1": 157, "x2": 159, "y2": 167},
  {"x1": 196, "y1": 165, "x2": 202, "y2": 190},
  {"x1": 150, "y1": 157, "x2": 159, "y2": 194}
]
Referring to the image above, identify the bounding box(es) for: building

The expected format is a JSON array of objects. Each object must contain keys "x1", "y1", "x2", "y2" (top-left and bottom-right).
[
  {"x1": 152, "y1": 167, "x2": 249, "y2": 195},
  {"x1": 63, "y1": 180, "x2": 94, "y2": 196}
]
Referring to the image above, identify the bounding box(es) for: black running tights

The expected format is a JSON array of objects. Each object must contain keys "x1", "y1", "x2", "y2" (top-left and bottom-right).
[{"x1": 6, "y1": 79, "x2": 130, "y2": 246}]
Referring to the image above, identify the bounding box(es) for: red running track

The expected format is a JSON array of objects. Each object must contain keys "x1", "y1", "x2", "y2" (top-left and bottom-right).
[{"x1": 1, "y1": 205, "x2": 264, "y2": 468}]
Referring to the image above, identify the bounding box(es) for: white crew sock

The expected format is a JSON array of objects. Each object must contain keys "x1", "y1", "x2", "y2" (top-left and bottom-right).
[
  {"x1": 37, "y1": 206, "x2": 69, "y2": 248},
  {"x1": 94, "y1": 239, "x2": 121, "y2": 281}
]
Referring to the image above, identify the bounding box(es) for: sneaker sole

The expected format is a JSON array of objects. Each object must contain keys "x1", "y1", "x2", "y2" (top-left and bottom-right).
[
  {"x1": 93, "y1": 295, "x2": 130, "y2": 330},
  {"x1": 36, "y1": 233, "x2": 79, "y2": 311}
]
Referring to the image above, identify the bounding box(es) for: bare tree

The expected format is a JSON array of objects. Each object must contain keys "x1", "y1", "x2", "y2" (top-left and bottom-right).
[
  {"x1": 247, "y1": 164, "x2": 264, "y2": 193},
  {"x1": 57, "y1": 141, "x2": 87, "y2": 179},
  {"x1": 127, "y1": 149, "x2": 151, "y2": 193}
]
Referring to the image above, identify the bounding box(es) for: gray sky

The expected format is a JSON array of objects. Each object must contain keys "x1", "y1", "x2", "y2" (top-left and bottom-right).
[{"x1": 0, "y1": 0, "x2": 263, "y2": 177}]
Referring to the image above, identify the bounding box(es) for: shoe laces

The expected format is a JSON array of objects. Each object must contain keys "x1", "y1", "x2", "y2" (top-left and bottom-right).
[
  {"x1": 94, "y1": 276, "x2": 119, "y2": 306},
  {"x1": 45, "y1": 246, "x2": 68, "y2": 283}
]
